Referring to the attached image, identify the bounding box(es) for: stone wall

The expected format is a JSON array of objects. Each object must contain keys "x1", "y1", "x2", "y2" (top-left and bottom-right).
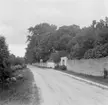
[{"x1": 67, "y1": 57, "x2": 108, "y2": 76}]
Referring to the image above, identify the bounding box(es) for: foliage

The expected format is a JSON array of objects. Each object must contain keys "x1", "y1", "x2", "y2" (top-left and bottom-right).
[
  {"x1": 9, "y1": 54, "x2": 26, "y2": 71},
  {"x1": 59, "y1": 65, "x2": 67, "y2": 70},
  {"x1": 50, "y1": 52, "x2": 61, "y2": 63},
  {"x1": 9, "y1": 54, "x2": 25, "y2": 65},
  {"x1": 25, "y1": 17, "x2": 108, "y2": 62},
  {"x1": 84, "y1": 43, "x2": 108, "y2": 59},
  {"x1": 84, "y1": 49, "x2": 94, "y2": 59},
  {"x1": 25, "y1": 23, "x2": 57, "y2": 62},
  {"x1": 0, "y1": 36, "x2": 11, "y2": 82},
  {"x1": 50, "y1": 50, "x2": 67, "y2": 63},
  {"x1": 54, "y1": 65, "x2": 67, "y2": 70},
  {"x1": 25, "y1": 23, "x2": 80, "y2": 63}
]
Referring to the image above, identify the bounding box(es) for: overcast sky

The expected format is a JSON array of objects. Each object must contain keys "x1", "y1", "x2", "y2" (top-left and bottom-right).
[{"x1": 0, "y1": 0, "x2": 108, "y2": 57}]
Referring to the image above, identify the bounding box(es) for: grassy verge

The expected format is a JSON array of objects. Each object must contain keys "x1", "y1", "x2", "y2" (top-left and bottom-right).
[
  {"x1": 56, "y1": 69, "x2": 108, "y2": 86},
  {"x1": 0, "y1": 68, "x2": 40, "y2": 105}
]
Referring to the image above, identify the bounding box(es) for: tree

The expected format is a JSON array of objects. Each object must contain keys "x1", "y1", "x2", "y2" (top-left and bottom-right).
[
  {"x1": 105, "y1": 17, "x2": 108, "y2": 27},
  {"x1": 25, "y1": 17, "x2": 108, "y2": 61},
  {"x1": 50, "y1": 52, "x2": 61, "y2": 63},
  {"x1": 0, "y1": 36, "x2": 11, "y2": 82},
  {"x1": 92, "y1": 20, "x2": 97, "y2": 28},
  {"x1": 58, "y1": 35, "x2": 71, "y2": 50},
  {"x1": 84, "y1": 49, "x2": 94, "y2": 59},
  {"x1": 25, "y1": 23, "x2": 57, "y2": 63},
  {"x1": 0, "y1": 36, "x2": 9, "y2": 68}
]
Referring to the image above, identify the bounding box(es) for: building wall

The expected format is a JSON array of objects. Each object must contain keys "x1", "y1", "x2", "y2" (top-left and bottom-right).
[{"x1": 60, "y1": 57, "x2": 68, "y2": 66}]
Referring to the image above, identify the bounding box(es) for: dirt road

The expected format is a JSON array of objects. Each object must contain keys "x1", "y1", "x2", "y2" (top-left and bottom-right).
[{"x1": 28, "y1": 65, "x2": 108, "y2": 105}]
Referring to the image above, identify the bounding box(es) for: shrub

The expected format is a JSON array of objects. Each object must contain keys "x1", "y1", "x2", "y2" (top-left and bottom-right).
[
  {"x1": 54, "y1": 64, "x2": 60, "y2": 69},
  {"x1": 9, "y1": 55, "x2": 25, "y2": 66},
  {"x1": 54, "y1": 65, "x2": 67, "y2": 70},
  {"x1": 0, "y1": 67, "x2": 12, "y2": 83},
  {"x1": 11, "y1": 64, "x2": 27, "y2": 71},
  {"x1": 17, "y1": 74, "x2": 23, "y2": 80},
  {"x1": 59, "y1": 65, "x2": 67, "y2": 70},
  {"x1": 22, "y1": 64, "x2": 27, "y2": 68},
  {"x1": 9, "y1": 55, "x2": 27, "y2": 71}
]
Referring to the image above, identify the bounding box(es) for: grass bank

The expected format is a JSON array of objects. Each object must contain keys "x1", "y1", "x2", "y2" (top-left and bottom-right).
[
  {"x1": 57, "y1": 70, "x2": 108, "y2": 87},
  {"x1": 0, "y1": 68, "x2": 40, "y2": 105},
  {"x1": 33, "y1": 64, "x2": 108, "y2": 87}
]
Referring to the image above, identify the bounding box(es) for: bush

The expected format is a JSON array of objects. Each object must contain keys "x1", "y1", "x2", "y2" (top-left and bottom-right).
[
  {"x1": 54, "y1": 65, "x2": 67, "y2": 70},
  {"x1": 54, "y1": 64, "x2": 60, "y2": 69},
  {"x1": 22, "y1": 64, "x2": 27, "y2": 68},
  {"x1": 9, "y1": 55, "x2": 25, "y2": 66},
  {"x1": 9, "y1": 55, "x2": 27, "y2": 71},
  {"x1": 15, "y1": 65, "x2": 22, "y2": 70},
  {"x1": 59, "y1": 65, "x2": 67, "y2": 70},
  {"x1": 11, "y1": 64, "x2": 27, "y2": 71},
  {"x1": 0, "y1": 67, "x2": 12, "y2": 83}
]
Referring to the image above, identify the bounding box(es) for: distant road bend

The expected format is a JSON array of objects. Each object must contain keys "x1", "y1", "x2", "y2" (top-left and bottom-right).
[{"x1": 28, "y1": 65, "x2": 108, "y2": 105}]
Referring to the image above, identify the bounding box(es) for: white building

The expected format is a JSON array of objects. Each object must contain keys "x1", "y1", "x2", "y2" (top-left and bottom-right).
[
  {"x1": 59, "y1": 57, "x2": 68, "y2": 66},
  {"x1": 47, "y1": 61, "x2": 56, "y2": 68},
  {"x1": 47, "y1": 56, "x2": 68, "y2": 69}
]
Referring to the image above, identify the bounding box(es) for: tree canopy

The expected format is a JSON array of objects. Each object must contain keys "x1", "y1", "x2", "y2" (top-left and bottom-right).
[{"x1": 25, "y1": 17, "x2": 108, "y2": 63}]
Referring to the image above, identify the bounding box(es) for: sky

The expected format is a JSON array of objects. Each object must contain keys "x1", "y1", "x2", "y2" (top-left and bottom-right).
[{"x1": 0, "y1": 0, "x2": 108, "y2": 57}]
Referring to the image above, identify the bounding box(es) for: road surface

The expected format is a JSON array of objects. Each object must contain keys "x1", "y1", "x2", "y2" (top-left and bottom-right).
[{"x1": 28, "y1": 65, "x2": 108, "y2": 105}]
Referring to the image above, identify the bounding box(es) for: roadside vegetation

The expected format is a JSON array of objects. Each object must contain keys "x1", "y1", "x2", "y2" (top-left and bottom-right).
[
  {"x1": 0, "y1": 36, "x2": 40, "y2": 105},
  {"x1": 54, "y1": 65, "x2": 67, "y2": 71}
]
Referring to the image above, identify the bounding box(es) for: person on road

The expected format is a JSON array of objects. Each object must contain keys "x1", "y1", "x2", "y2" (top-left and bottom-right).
[{"x1": 104, "y1": 68, "x2": 108, "y2": 79}]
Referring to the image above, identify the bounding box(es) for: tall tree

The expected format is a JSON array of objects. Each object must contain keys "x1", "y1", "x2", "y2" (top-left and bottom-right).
[
  {"x1": 0, "y1": 36, "x2": 11, "y2": 82},
  {"x1": 25, "y1": 23, "x2": 57, "y2": 63}
]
